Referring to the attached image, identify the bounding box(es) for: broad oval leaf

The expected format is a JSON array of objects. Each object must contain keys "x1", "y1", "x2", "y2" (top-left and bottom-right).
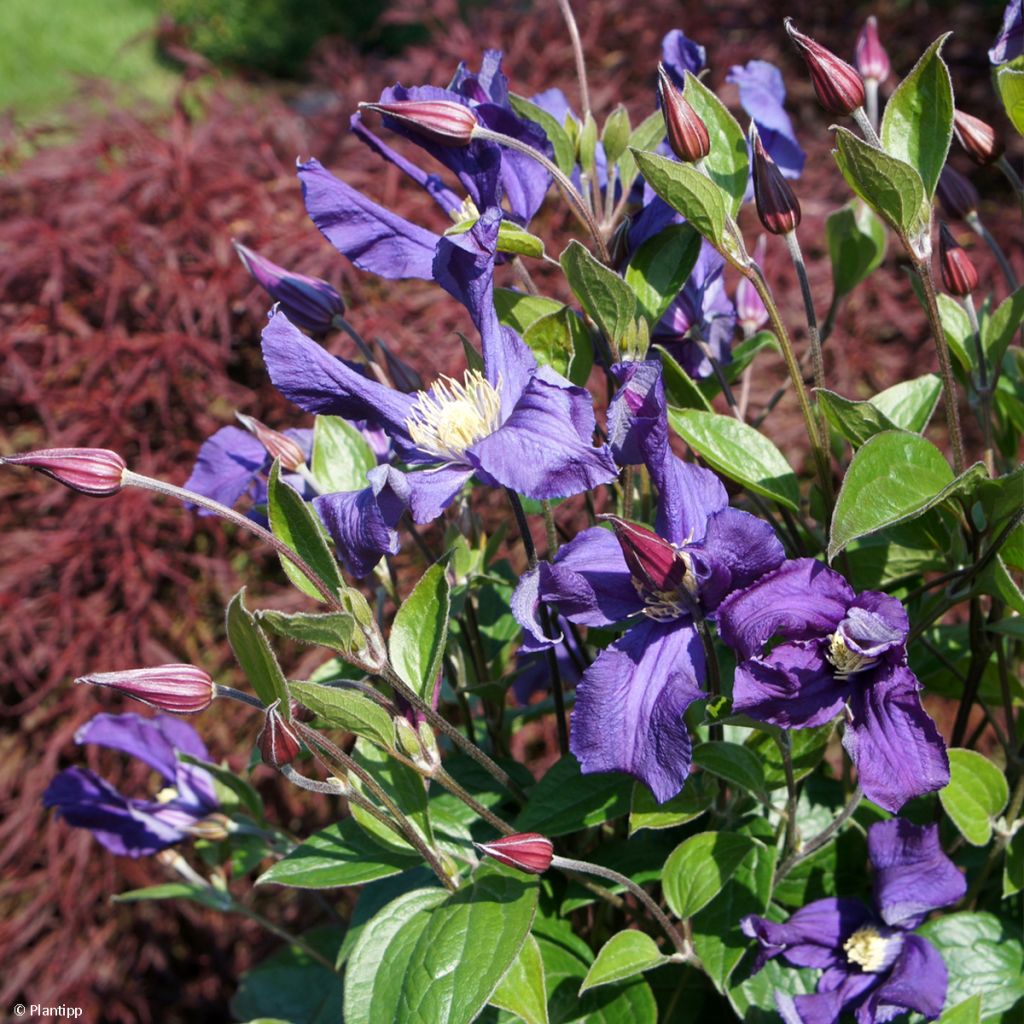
[
  {"x1": 817, "y1": 388, "x2": 902, "y2": 448},
  {"x1": 523, "y1": 306, "x2": 593, "y2": 386},
  {"x1": 579, "y1": 931, "x2": 668, "y2": 993},
  {"x1": 288, "y1": 679, "x2": 395, "y2": 750},
  {"x1": 683, "y1": 70, "x2": 749, "y2": 214},
  {"x1": 515, "y1": 755, "x2": 632, "y2": 837},
  {"x1": 939, "y1": 748, "x2": 1010, "y2": 846},
  {"x1": 628, "y1": 774, "x2": 717, "y2": 834},
  {"x1": 559, "y1": 239, "x2": 637, "y2": 347},
  {"x1": 996, "y1": 65, "x2": 1024, "y2": 136},
  {"x1": 493, "y1": 289, "x2": 564, "y2": 335},
  {"x1": 826, "y1": 203, "x2": 887, "y2": 298},
  {"x1": 668, "y1": 408, "x2": 800, "y2": 511},
  {"x1": 489, "y1": 934, "x2": 549, "y2": 1024},
  {"x1": 870, "y1": 373, "x2": 942, "y2": 432},
  {"x1": 256, "y1": 608, "x2": 362, "y2": 655},
  {"x1": 390, "y1": 561, "x2": 450, "y2": 701},
  {"x1": 312, "y1": 415, "x2": 376, "y2": 494},
  {"x1": 691, "y1": 741, "x2": 768, "y2": 801},
  {"x1": 625, "y1": 223, "x2": 702, "y2": 326},
  {"x1": 663, "y1": 831, "x2": 757, "y2": 919},
  {"x1": 226, "y1": 588, "x2": 290, "y2": 713}
]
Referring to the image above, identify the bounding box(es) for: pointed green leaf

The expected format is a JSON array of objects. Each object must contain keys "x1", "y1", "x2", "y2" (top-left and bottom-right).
[
  {"x1": 938, "y1": 994, "x2": 983, "y2": 1024},
  {"x1": 389, "y1": 561, "x2": 450, "y2": 701},
  {"x1": 559, "y1": 239, "x2": 637, "y2": 346},
  {"x1": 871, "y1": 373, "x2": 942, "y2": 431},
  {"x1": 826, "y1": 203, "x2": 887, "y2": 298},
  {"x1": 683, "y1": 70, "x2": 749, "y2": 213},
  {"x1": 226, "y1": 588, "x2": 290, "y2": 713},
  {"x1": 933, "y1": 291, "x2": 974, "y2": 371},
  {"x1": 496, "y1": 221, "x2": 546, "y2": 259},
  {"x1": 114, "y1": 882, "x2": 231, "y2": 910},
  {"x1": 625, "y1": 223, "x2": 702, "y2": 326},
  {"x1": 490, "y1": 935, "x2": 549, "y2": 1024},
  {"x1": 940, "y1": 748, "x2": 1010, "y2": 847},
  {"x1": 655, "y1": 344, "x2": 713, "y2": 412},
  {"x1": 523, "y1": 306, "x2": 593, "y2": 386},
  {"x1": 579, "y1": 931, "x2": 668, "y2": 993},
  {"x1": 178, "y1": 753, "x2": 264, "y2": 818},
  {"x1": 817, "y1": 388, "x2": 903, "y2": 447},
  {"x1": 288, "y1": 680, "x2": 395, "y2": 750},
  {"x1": 663, "y1": 832, "x2": 757, "y2": 919},
  {"x1": 256, "y1": 608, "x2": 361, "y2": 654},
  {"x1": 996, "y1": 64, "x2": 1024, "y2": 136},
  {"x1": 692, "y1": 742, "x2": 768, "y2": 801},
  {"x1": 493, "y1": 289, "x2": 564, "y2": 335},
  {"x1": 312, "y1": 415, "x2": 376, "y2": 494},
  {"x1": 984, "y1": 286, "x2": 1024, "y2": 370},
  {"x1": 617, "y1": 110, "x2": 666, "y2": 195},
  {"x1": 349, "y1": 739, "x2": 433, "y2": 853},
  {"x1": 628, "y1": 774, "x2": 717, "y2": 834},
  {"x1": 509, "y1": 93, "x2": 576, "y2": 174},
  {"x1": 515, "y1": 755, "x2": 632, "y2": 836}
]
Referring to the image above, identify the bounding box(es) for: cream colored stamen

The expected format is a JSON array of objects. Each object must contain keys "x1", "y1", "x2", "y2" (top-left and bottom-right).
[
  {"x1": 155, "y1": 787, "x2": 179, "y2": 804},
  {"x1": 826, "y1": 633, "x2": 878, "y2": 678},
  {"x1": 450, "y1": 196, "x2": 480, "y2": 224},
  {"x1": 844, "y1": 926, "x2": 896, "y2": 972},
  {"x1": 405, "y1": 370, "x2": 503, "y2": 462}
]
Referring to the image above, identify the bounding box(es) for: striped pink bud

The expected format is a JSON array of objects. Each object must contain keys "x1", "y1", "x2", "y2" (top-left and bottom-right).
[
  {"x1": 77, "y1": 664, "x2": 215, "y2": 714},
  {"x1": 1, "y1": 447, "x2": 126, "y2": 496},
  {"x1": 604, "y1": 515, "x2": 690, "y2": 596},
  {"x1": 953, "y1": 110, "x2": 1004, "y2": 167},
  {"x1": 785, "y1": 19, "x2": 866, "y2": 116},
  {"x1": 257, "y1": 702, "x2": 302, "y2": 768},
  {"x1": 475, "y1": 833, "x2": 554, "y2": 874},
  {"x1": 359, "y1": 100, "x2": 478, "y2": 146},
  {"x1": 939, "y1": 224, "x2": 979, "y2": 297},
  {"x1": 657, "y1": 64, "x2": 710, "y2": 164},
  {"x1": 855, "y1": 17, "x2": 890, "y2": 83},
  {"x1": 235, "y1": 413, "x2": 306, "y2": 472}
]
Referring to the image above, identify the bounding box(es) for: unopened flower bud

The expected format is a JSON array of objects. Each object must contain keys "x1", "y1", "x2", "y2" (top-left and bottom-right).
[
  {"x1": 604, "y1": 515, "x2": 693, "y2": 596},
  {"x1": 785, "y1": 19, "x2": 866, "y2": 116},
  {"x1": 416, "y1": 721, "x2": 441, "y2": 773},
  {"x1": 657, "y1": 64, "x2": 710, "y2": 163},
  {"x1": 257, "y1": 702, "x2": 302, "y2": 768},
  {"x1": 736, "y1": 236, "x2": 769, "y2": 334},
  {"x1": 394, "y1": 717, "x2": 424, "y2": 759},
  {"x1": 936, "y1": 166, "x2": 980, "y2": 221},
  {"x1": 186, "y1": 813, "x2": 234, "y2": 842},
  {"x1": 751, "y1": 126, "x2": 801, "y2": 235},
  {"x1": 939, "y1": 223, "x2": 979, "y2": 297},
  {"x1": 77, "y1": 664, "x2": 215, "y2": 714},
  {"x1": 233, "y1": 242, "x2": 345, "y2": 334},
  {"x1": 359, "y1": 100, "x2": 478, "y2": 147},
  {"x1": 235, "y1": 413, "x2": 306, "y2": 472},
  {"x1": 1, "y1": 447, "x2": 126, "y2": 496},
  {"x1": 378, "y1": 339, "x2": 424, "y2": 393},
  {"x1": 855, "y1": 17, "x2": 890, "y2": 83},
  {"x1": 475, "y1": 833, "x2": 554, "y2": 875},
  {"x1": 953, "y1": 110, "x2": 1004, "y2": 166}
]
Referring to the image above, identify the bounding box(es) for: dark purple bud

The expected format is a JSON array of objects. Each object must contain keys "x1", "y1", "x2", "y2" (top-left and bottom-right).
[
  {"x1": 475, "y1": 833, "x2": 553, "y2": 874},
  {"x1": 233, "y1": 242, "x2": 345, "y2": 334},
  {"x1": 939, "y1": 224, "x2": 979, "y2": 297},
  {"x1": 235, "y1": 413, "x2": 306, "y2": 472},
  {"x1": 604, "y1": 515, "x2": 691, "y2": 595},
  {"x1": 77, "y1": 664, "x2": 215, "y2": 714},
  {"x1": 855, "y1": 16, "x2": 890, "y2": 83},
  {"x1": 751, "y1": 126, "x2": 801, "y2": 235},
  {"x1": 359, "y1": 100, "x2": 478, "y2": 147},
  {"x1": 953, "y1": 110, "x2": 1004, "y2": 167},
  {"x1": 936, "y1": 166, "x2": 980, "y2": 221},
  {"x1": 785, "y1": 18, "x2": 866, "y2": 116},
  {"x1": 257, "y1": 702, "x2": 302, "y2": 768},
  {"x1": 657, "y1": 64, "x2": 711, "y2": 163},
  {"x1": 1, "y1": 447, "x2": 126, "y2": 496},
  {"x1": 377, "y1": 339, "x2": 424, "y2": 393}
]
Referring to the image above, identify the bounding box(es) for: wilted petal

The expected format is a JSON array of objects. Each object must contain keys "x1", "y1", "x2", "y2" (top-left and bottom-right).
[
  {"x1": 857, "y1": 934, "x2": 947, "y2": 1023},
  {"x1": 570, "y1": 618, "x2": 704, "y2": 802},
  {"x1": 608, "y1": 360, "x2": 666, "y2": 467},
  {"x1": 728, "y1": 61, "x2": 806, "y2": 179},
  {"x1": 843, "y1": 664, "x2": 950, "y2": 813},
  {"x1": 742, "y1": 898, "x2": 871, "y2": 971}
]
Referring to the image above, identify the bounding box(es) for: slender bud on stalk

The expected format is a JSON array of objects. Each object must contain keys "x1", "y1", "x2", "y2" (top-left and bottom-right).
[
  {"x1": 1, "y1": 447, "x2": 126, "y2": 496},
  {"x1": 737, "y1": 236, "x2": 769, "y2": 334},
  {"x1": 656, "y1": 64, "x2": 710, "y2": 163},
  {"x1": 257, "y1": 701, "x2": 302, "y2": 768},
  {"x1": 77, "y1": 664, "x2": 216, "y2": 714},
  {"x1": 785, "y1": 19, "x2": 866, "y2": 115},
  {"x1": 936, "y1": 166, "x2": 980, "y2": 221},
  {"x1": 938, "y1": 223, "x2": 979, "y2": 297},
  {"x1": 377, "y1": 339, "x2": 423, "y2": 392},
  {"x1": 855, "y1": 17, "x2": 890, "y2": 83},
  {"x1": 603, "y1": 515, "x2": 691, "y2": 595},
  {"x1": 233, "y1": 242, "x2": 345, "y2": 333},
  {"x1": 750, "y1": 126, "x2": 801, "y2": 235},
  {"x1": 235, "y1": 413, "x2": 306, "y2": 472},
  {"x1": 186, "y1": 813, "x2": 235, "y2": 842},
  {"x1": 953, "y1": 110, "x2": 1005, "y2": 166},
  {"x1": 358, "y1": 100, "x2": 478, "y2": 146},
  {"x1": 475, "y1": 833, "x2": 554, "y2": 874}
]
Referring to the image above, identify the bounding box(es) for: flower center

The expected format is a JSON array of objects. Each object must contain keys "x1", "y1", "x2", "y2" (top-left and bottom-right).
[
  {"x1": 843, "y1": 926, "x2": 897, "y2": 973},
  {"x1": 451, "y1": 195, "x2": 480, "y2": 224},
  {"x1": 155, "y1": 787, "x2": 179, "y2": 804},
  {"x1": 405, "y1": 370, "x2": 503, "y2": 462},
  {"x1": 826, "y1": 633, "x2": 878, "y2": 677},
  {"x1": 637, "y1": 550, "x2": 699, "y2": 621}
]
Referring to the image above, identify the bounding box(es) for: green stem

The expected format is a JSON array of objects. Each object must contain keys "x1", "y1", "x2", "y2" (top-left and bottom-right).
[
  {"x1": 852, "y1": 106, "x2": 883, "y2": 148},
  {"x1": 777, "y1": 731, "x2": 799, "y2": 859},
  {"x1": 774, "y1": 786, "x2": 863, "y2": 884},
  {"x1": 966, "y1": 213, "x2": 1019, "y2": 291},
  {"x1": 962, "y1": 294, "x2": 996, "y2": 475}
]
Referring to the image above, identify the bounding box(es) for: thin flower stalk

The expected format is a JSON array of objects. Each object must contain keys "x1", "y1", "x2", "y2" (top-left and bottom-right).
[{"x1": 961, "y1": 293, "x2": 996, "y2": 474}]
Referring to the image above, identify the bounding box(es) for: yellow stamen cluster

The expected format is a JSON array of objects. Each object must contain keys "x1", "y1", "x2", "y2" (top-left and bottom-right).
[
  {"x1": 406, "y1": 370, "x2": 503, "y2": 463},
  {"x1": 451, "y1": 196, "x2": 481, "y2": 224},
  {"x1": 827, "y1": 633, "x2": 877, "y2": 677},
  {"x1": 844, "y1": 926, "x2": 895, "y2": 972},
  {"x1": 154, "y1": 787, "x2": 179, "y2": 804}
]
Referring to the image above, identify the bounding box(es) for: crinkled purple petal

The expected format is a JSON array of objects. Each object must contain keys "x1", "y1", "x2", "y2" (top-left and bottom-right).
[
  {"x1": 718, "y1": 558, "x2": 855, "y2": 660},
  {"x1": 261, "y1": 307, "x2": 415, "y2": 437},
  {"x1": 694, "y1": 507, "x2": 785, "y2": 611},
  {"x1": 843, "y1": 591, "x2": 909, "y2": 655},
  {"x1": 76, "y1": 712, "x2": 209, "y2": 780},
  {"x1": 778, "y1": 971, "x2": 879, "y2": 1024},
  {"x1": 856, "y1": 934, "x2": 947, "y2": 1023},
  {"x1": 608, "y1": 360, "x2": 666, "y2": 467},
  {"x1": 868, "y1": 819, "x2": 966, "y2": 928},
  {"x1": 450, "y1": 49, "x2": 509, "y2": 105},
  {"x1": 654, "y1": 455, "x2": 729, "y2": 546},
  {"x1": 728, "y1": 60, "x2": 805, "y2": 179},
  {"x1": 660, "y1": 29, "x2": 707, "y2": 84},
  {"x1": 843, "y1": 664, "x2": 950, "y2": 813},
  {"x1": 468, "y1": 373, "x2": 617, "y2": 500},
  {"x1": 474, "y1": 102, "x2": 552, "y2": 223},
  {"x1": 184, "y1": 426, "x2": 267, "y2": 512},
  {"x1": 299, "y1": 158, "x2": 440, "y2": 280},
  {"x1": 570, "y1": 618, "x2": 704, "y2": 802},
  {"x1": 403, "y1": 464, "x2": 474, "y2": 523},
  {"x1": 733, "y1": 640, "x2": 848, "y2": 729},
  {"x1": 990, "y1": 0, "x2": 1024, "y2": 63},
  {"x1": 742, "y1": 898, "x2": 872, "y2": 971}
]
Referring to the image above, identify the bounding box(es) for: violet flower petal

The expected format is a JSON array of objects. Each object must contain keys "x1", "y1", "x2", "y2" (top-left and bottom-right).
[
  {"x1": 75, "y1": 712, "x2": 209, "y2": 781},
  {"x1": 728, "y1": 60, "x2": 806, "y2": 179},
  {"x1": 661, "y1": 29, "x2": 707, "y2": 83},
  {"x1": 777, "y1": 972, "x2": 878, "y2": 1024},
  {"x1": 742, "y1": 897, "x2": 872, "y2": 971},
  {"x1": 990, "y1": 0, "x2": 1024, "y2": 64},
  {"x1": 856, "y1": 934, "x2": 947, "y2": 1023},
  {"x1": 184, "y1": 426, "x2": 268, "y2": 511},
  {"x1": 695, "y1": 506, "x2": 786, "y2": 611},
  {"x1": 403, "y1": 464, "x2": 475, "y2": 523}
]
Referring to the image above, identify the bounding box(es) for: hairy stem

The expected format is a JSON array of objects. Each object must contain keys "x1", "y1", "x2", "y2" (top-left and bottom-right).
[
  {"x1": 962, "y1": 294, "x2": 996, "y2": 475},
  {"x1": 775, "y1": 786, "x2": 863, "y2": 884},
  {"x1": 966, "y1": 212, "x2": 1019, "y2": 291},
  {"x1": 555, "y1": 0, "x2": 591, "y2": 124}
]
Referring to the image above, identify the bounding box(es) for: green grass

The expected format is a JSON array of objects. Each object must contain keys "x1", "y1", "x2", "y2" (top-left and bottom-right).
[{"x1": 0, "y1": 0, "x2": 179, "y2": 117}]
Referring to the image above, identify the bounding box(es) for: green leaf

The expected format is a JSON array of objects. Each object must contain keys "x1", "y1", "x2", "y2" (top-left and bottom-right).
[
  {"x1": 1004, "y1": 830, "x2": 1024, "y2": 898},
  {"x1": 832, "y1": 126, "x2": 929, "y2": 248},
  {"x1": 631, "y1": 148, "x2": 744, "y2": 265},
  {"x1": 267, "y1": 461, "x2": 346, "y2": 600},
  {"x1": 683, "y1": 70, "x2": 749, "y2": 214},
  {"x1": 918, "y1": 912, "x2": 1024, "y2": 1019},
  {"x1": 288, "y1": 679, "x2": 395, "y2": 750},
  {"x1": 344, "y1": 887, "x2": 449, "y2": 1024},
  {"x1": 523, "y1": 306, "x2": 593, "y2": 386},
  {"x1": 312, "y1": 415, "x2": 376, "y2": 494},
  {"x1": 617, "y1": 110, "x2": 666, "y2": 196},
  {"x1": 257, "y1": 815, "x2": 420, "y2": 888},
  {"x1": 655, "y1": 344, "x2": 713, "y2": 412},
  {"x1": 390, "y1": 561, "x2": 450, "y2": 701},
  {"x1": 663, "y1": 832, "x2": 757, "y2": 919},
  {"x1": 984, "y1": 286, "x2": 1024, "y2": 370},
  {"x1": 939, "y1": 748, "x2": 1010, "y2": 846},
  {"x1": 828, "y1": 431, "x2": 955, "y2": 560},
  {"x1": 744, "y1": 725, "x2": 833, "y2": 791},
  {"x1": 625, "y1": 223, "x2": 702, "y2": 326},
  {"x1": 939, "y1": 994, "x2": 983, "y2": 1024},
  {"x1": 668, "y1": 408, "x2": 800, "y2": 511},
  {"x1": 579, "y1": 931, "x2": 668, "y2": 993},
  {"x1": 691, "y1": 742, "x2": 768, "y2": 801},
  {"x1": 394, "y1": 866, "x2": 539, "y2": 1024},
  {"x1": 493, "y1": 289, "x2": 565, "y2": 335},
  {"x1": 880, "y1": 34, "x2": 953, "y2": 198},
  {"x1": 257, "y1": 608, "x2": 361, "y2": 654},
  {"x1": 509, "y1": 93, "x2": 576, "y2": 175},
  {"x1": 826, "y1": 203, "x2": 887, "y2": 298},
  {"x1": 996, "y1": 64, "x2": 1024, "y2": 136},
  {"x1": 226, "y1": 588, "x2": 290, "y2": 713},
  {"x1": 817, "y1": 388, "x2": 903, "y2": 447},
  {"x1": 728, "y1": 949, "x2": 818, "y2": 1022},
  {"x1": 935, "y1": 292, "x2": 974, "y2": 371},
  {"x1": 490, "y1": 934, "x2": 549, "y2": 1024},
  {"x1": 559, "y1": 240, "x2": 637, "y2": 346},
  {"x1": 628, "y1": 774, "x2": 717, "y2": 833},
  {"x1": 515, "y1": 755, "x2": 632, "y2": 837},
  {"x1": 871, "y1": 373, "x2": 943, "y2": 431}
]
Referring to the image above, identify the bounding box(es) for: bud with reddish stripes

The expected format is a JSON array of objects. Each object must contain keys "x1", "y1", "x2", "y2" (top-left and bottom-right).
[
  {"x1": 656, "y1": 64, "x2": 710, "y2": 164},
  {"x1": 1, "y1": 447, "x2": 126, "y2": 496},
  {"x1": 77, "y1": 664, "x2": 216, "y2": 714},
  {"x1": 938, "y1": 224, "x2": 979, "y2": 298},
  {"x1": 785, "y1": 19, "x2": 866, "y2": 116},
  {"x1": 235, "y1": 413, "x2": 306, "y2": 472},
  {"x1": 855, "y1": 16, "x2": 890, "y2": 83},
  {"x1": 936, "y1": 166, "x2": 980, "y2": 222},
  {"x1": 953, "y1": 110, "x2": 1004, "y2": 167},
  {"x1": 257, "y1": 702, "x2": 302, "y2": 768},
  {"x1": 750, "y1": 125, "x2": 801, "y2": 236},
  {"x1": 475, "y1": 833, "x2": 554, "y2": 875},
  {"x1": 358, "y1": 100, "x2": 478, "y2": 147}
]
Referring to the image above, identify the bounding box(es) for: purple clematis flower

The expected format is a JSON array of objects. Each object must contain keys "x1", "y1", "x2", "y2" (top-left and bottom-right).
[
  {"x1": 718, "y1": 558, "x2": 949, "y2": 812},
  {"x1": 514, "y1": 360, "x2": 783, "y2": 801},
  {"x1": 742, "y1": 818, "x2": 965, "y2": 1024},
  {"x1": 43, "y1": 713, "x2": 219, "y2": 858},
  {"x1": 990, "y1": 0, "x2": 1023, "y2": 63},
  {"x1": 660, "y1": 29, "x2": 707, "y2": 85},
  {"x1": 727, "y1": 61, "x2": 806, "y2": 180},
  {"x1": 264, "y1": 209, "x2": 617, "y2": 576}
]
